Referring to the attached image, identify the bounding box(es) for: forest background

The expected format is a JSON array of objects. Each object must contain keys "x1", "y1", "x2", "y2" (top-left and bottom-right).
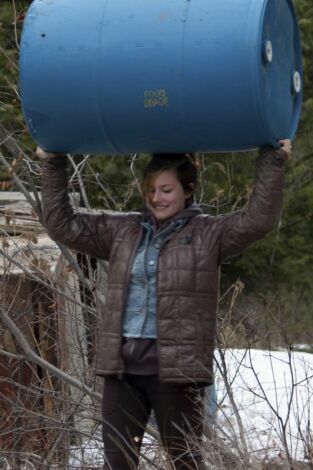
[{"x1": 0, "y1": 0, "x2": 312, "y2": 347}]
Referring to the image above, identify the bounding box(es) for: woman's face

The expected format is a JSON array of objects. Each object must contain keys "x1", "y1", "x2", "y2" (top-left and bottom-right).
[{"x1": 145, "y1": 170, "x2": 192, "y2": 221}]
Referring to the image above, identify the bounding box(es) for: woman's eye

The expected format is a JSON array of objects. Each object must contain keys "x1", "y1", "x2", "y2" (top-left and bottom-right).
[{"x1": 163, "y1": 189, "x2": 172, "y2": 194}]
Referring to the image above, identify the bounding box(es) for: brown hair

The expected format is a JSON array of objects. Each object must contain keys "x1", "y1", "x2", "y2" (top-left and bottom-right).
[{"x1": 142, "y1": 153, "x2": 198, "y2": 204}]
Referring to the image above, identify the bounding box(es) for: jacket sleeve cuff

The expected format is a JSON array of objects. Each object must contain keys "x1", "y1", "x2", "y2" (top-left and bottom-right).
[
  {"x1": 42, "y1": 155, "x2": 68, "y2": 169},
  {"x1": 259, "y1": 146, "x2": 288, "y2": 166}
]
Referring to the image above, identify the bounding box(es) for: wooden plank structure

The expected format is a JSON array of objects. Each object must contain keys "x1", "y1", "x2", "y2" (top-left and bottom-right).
[{"x1": 0, "y1": 192, "x2": 70, "y2": 466}]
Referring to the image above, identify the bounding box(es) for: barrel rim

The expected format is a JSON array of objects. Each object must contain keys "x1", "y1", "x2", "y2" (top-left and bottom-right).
[{"x1": 255, "y1": 0, "x2": 303, "y2": 146}]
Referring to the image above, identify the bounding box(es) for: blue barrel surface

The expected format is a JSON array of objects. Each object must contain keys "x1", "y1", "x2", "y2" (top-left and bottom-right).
[{"x1": 19, "y1": 0, "x2": 303, "y2": 154}]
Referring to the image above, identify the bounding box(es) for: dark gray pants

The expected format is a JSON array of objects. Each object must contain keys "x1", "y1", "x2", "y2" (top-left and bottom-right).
[{"x1": 102, "y1": 374, "x2": 205, "y2": 469}]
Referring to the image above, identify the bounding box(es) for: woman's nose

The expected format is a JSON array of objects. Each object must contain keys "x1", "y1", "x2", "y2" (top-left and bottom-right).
[{"x1": 151, "y1": 190, "x2": 161, "y2": 202}]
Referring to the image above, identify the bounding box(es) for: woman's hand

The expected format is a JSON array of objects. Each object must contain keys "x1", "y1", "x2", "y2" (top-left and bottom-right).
[
  {"x1": 278, "y1": 139, "x2": 292, "y2": 159},
  {"x1": 36, "y1": 146, "x2": 62, "y2": 160}
]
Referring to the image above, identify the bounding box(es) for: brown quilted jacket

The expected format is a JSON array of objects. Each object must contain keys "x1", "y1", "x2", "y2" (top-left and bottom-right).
[{"x1": 41, "y1": 148, "x2": 287, "y2": 383}]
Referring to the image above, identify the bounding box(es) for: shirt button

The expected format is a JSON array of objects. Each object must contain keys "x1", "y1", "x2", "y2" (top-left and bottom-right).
[{"x1": 148, "y1": 260, "x2": 155, "y2": 266}]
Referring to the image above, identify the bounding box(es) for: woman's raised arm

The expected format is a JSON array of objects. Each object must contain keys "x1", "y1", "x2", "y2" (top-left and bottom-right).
[
  {"x1": 218, "y1": 141, "x2": 290, "y2": 261},
  {"x1": 38, "y1": 147, "x2": 118, "y2": 260}
]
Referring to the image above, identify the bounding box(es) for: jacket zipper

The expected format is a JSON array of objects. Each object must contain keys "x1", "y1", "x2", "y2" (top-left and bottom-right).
[
  {"x1": 142, "y1": 223, "x2": 174, "y2": 333},
  {"x1": 141, "y1": 235, "x2": 150, "y2": 334},
  {"x1": 154, "y1": 227, "x2": 180, "y2": 380},
  {"x1": 155, "y1": 239, "x2": 172, "y2": 380},
  {"x1": 118, "y1": 224, "x2": 144, "y2": 378},
  {"x1": 154, "y1": 221, "x2": 188, "y2": 379}
]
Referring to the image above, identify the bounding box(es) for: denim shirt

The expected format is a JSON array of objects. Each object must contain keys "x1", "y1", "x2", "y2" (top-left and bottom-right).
[{"x1": 123, "y1": 218, "x2": 185, "y2": 338}]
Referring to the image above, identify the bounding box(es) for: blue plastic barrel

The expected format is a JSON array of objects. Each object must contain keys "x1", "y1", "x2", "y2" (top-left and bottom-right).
[{"x1": 19, "y1": 0, "x2": 303, "y2": 154}]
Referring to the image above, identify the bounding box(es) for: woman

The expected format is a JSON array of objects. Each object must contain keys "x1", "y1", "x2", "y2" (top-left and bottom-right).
[{"x1": 38, "y1": 140, "x2": 291, "y2": 469}]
